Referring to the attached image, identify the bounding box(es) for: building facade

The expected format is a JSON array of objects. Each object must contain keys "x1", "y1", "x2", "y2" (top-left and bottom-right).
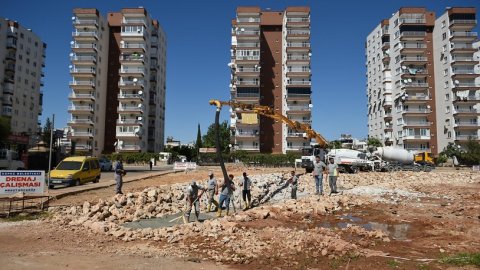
[
  {"x1": 67, "y1": 8, "x2": 166, "y2": 156},
  {"x1": 230, "y1": 7, "x2": 312, "y2": 154},
  {"x1": 366, "y1": 7, "x2": 478, "y2": 154},
  {"x1": 0, "y1": 18, "x2": 46, "y2": 146}
]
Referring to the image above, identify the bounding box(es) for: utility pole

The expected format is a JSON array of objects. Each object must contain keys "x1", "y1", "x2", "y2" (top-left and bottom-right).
[{"x1": 47, "y1": 114, "x2": 55, "y2": 192}]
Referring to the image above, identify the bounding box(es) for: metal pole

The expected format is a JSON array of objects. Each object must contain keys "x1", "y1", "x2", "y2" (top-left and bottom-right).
[
  {"x1": 214, "y1": 108, "x2": 229, "y2": 183},
  {"x1": 47, "y1": 114, "x2": 55, "y2": 193}
]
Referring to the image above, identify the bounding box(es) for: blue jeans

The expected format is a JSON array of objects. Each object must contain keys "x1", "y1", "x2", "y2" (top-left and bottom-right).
[
  {"x1": 314, "y1": 174, "x2": 323, "y2": 194},
  {"x1": 219, "y1": 194, "x2": 230, "y2": 210}
]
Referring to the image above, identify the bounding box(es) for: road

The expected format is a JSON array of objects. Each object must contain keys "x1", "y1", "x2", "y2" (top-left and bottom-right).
[{"x1": 46, "y1": 165, "x2": 173, "y2": 197}]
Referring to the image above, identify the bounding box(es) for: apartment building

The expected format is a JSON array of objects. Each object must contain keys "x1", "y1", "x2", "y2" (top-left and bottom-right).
[
  {"x1": 367, "y1": 7, "x2": 478, "y2": 154},
  {"x1": 229, "y1": 7, "x2": 312, "y2": 154},
  {"x1": 433, "y1": 7, "x2": 478, "y2": 152},
  {"x1": 0, "y1": 18, "x2": 46, "y2": 146},
  {"x1": 67, "y1": 8, "x2": 166, "y2": 155}
]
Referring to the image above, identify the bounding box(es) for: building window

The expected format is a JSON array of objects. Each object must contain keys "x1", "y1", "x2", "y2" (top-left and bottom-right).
[
  {"x1": 444, "y1": 81, "x2": 449, "y2": 88},
  {"x1": 446, "y1": 106, "x2": 450, "y2": 113},
  {"x1": 442, "y1": 32, "x2": 447, "y2": 40},
  {"x1": 442, "y1": 45, "x2": 447, "y2": 52},
  {"x1": 445, "y1": 94, "x2": 449, "y2": 100},
  {"x1": 441, "y1": 20, "x2": 446, "y2": 28},
  {"x1": 444, "y1": 68, "x2": 448, "y2": 76}
]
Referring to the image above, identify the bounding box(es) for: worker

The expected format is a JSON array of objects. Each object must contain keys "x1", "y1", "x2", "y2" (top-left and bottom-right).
[
  {"x1": 313, "y1": 155, "x2": 327, "y2": 195},
  {"x1": 217, "y1": 174, "x2": 236, "y2": 217},
  {"x1": 185, "y1": 181, "x2": 206, "y2": 222},
  {"x1": 239, "y1": 172, "x2": 252, "y2": 210},
  {"x1": 287, "y1": 170, "x2": 298, "y2": 199},
  {"x1": 114, "y1": 156, "x2": 126, "y2": 195},
  {"x1": 205, "y1": 172, "x2": 219, "y2": 212},
  {"x1": 327, "y1": 158, "x2": 339, "y2": 194},
  {"x1": 149, "y1": 160, "x2": 153, "y2": 171}
]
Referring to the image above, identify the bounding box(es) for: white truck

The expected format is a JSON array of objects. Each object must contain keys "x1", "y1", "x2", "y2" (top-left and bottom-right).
[
  {"x1": 0, "y1": 149, "x2": 25, "y2": 170},
  {"x1": 326, "y1": 149, "x2": 375, "y2": 173},
  {"x1": 372, "y1": 147, "x2": 434, "y2": 172}
]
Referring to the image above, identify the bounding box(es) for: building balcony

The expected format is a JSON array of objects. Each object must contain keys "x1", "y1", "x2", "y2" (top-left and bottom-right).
[
  {"x1": 68, "y1": 119, "x2": 94, "y2": 127},
  {"x1": 5, "y1": 52, "x2": 16, "y2": 61},
  {"x1": 120, "y1": 43, "x2": 146, "y2": 52},
  {"x1": 235, "y1": 132, "x2": 259, "y2": 138},
  {"x1": 117, "y1": 106, "x2": 144, "y2": 114},
  {"x1": 286, "y1": 55, "x2": 310, "y2": 62},
  {"x1": 402, "y1": 108, "x2": 430, "y2": 115},
  {"x1": 68, "y1": 105, "x2": 94, "y2": 114},
  {"x1": 402, "y1": 135, "x2": 430, "y2": 141},
  {"x1": 235, "y1": 145, "x2": 260, "y2": 152},
  {"x1": 452, "y1": 70, "x2": 479, "y2": 79},
  {"x1": 450, "y1": 44, "x2": 476, "y2": 53},
  {"x1": 286, "y1": 29, "x2": 310, "y2": 37},
  {"x1": 122, "y1": 18, "x2": 147, "y2": 26},
  {"x1": 119, "y1": 54, "x2": 145, "y2": 63},
  {"x1": 69, "y1": 80, "x2": 95, "y2": 89},
  {"x1": 121, "y1": 30, "x2": 147, "y2": 39},
  {"x1": 68, "y1": 93, "x2": 95, "y2": 101},
  {"x1": 235, "y1": 30, "x2": 260, "y2": 39},
  {"x1": 455, "y1": 135, "x2": 479, "y2": 141},
  {"x1": 400, "y1": 56, "x2": 428, "y2": 64},
  {"x1": 117, "y1": 119, "x2": 143, "y2": 126},
  {"x1": 236, "y1": 17, "x2": 260, "y2": 26},
  {"x1": 287, "y1": 80, "x2": 311, "y2": 87},
  {"x1": 73, "y1": 19, "x2": 98, "y2": 27},
  {"x1": 234, "y1": 42, "x2": 260, "y2": 49},
  {"x1": 234, "y1": 93, "x2": 260, "y2": 103},
  {"x1": 74, "y1": 144, "x2": 93, "y2": 151},
  {"x1": 235, "y1": 67, "x2": 260, "y2": 75},
  {"x1": 399, "y1": 17, "x2": 426, "y2": 24},
  {"x1": 118, "y1": 145, "x2": 141, "y2": 152},
  {"x1": 70, "y1": 55, "x2": 96, "y2": 64},
  {"x1": 401, "y1": 82, "x2": 429, "y2": 89},
  {"x1": 384, "y1": 112, "x2": 392, "y2": 119},
  {"x1": 72, "y1": 31, "x2": 98, "y2": 40},
  {"x1": 286, "y1": 146, "x2": 304, "y2": 152},
  {"x1": 403, "y1": 95, "x2": 431, "y2": 103},
  {"x1": 71, "y1": 43, "x2": 97, "y2": 52},
  {"x1": 403, "y1": 121, "x2": 430, "y2": 127},
  {"x1": 6, "y1": 40, "x2": 17, "y2": 50},
  {"x1": 453, "y1": 108, "x2": 480, "y2": 116},
  {"x1": 400, "y1": 43, "x2": 427, "y2": 53},
  {"x1": 3, "y1": 83, "x2": 14, "y2": 95},
  {"x1": 116, "y1": 132, "x2": 142, "y2": 138},
  {"x1": 118, "y1": 80, "x2": 145, "y2": 89},
  {"x1": 401, "y1": 69, "x2": 428, "y2": 78},
  {"x1": 2, "y1": 105, "x2": 13, "y2": 117},
  {"x1": 119, "y1": 67, "x2": 146, "y2": 77},
  {"x1": 450, "y1": 31, "x2": 478, "y2": 41},
  {"x1": 68, "y1": 132, "x2": 94, "y2": 139},
  {"x1": 287, "y1": 105, "x2": 311, "y2": 112},
  {"x1": 286, "y1": 42, "x2": 310, "y2": 52},
  {"x1": 400, "y1": 31, "x2": 426, "y2": 40},
  {"x1": 453, "y1": 122, "x2": 479, "y2": 129},
  {"x1": 451, "y1": 56, "x2": 477, "y2": 64},
  {"x1": 235, "y1": 80, "x2": 259, "y2": 86},
  {"x1": 117, "y1": 93, "x2": 144, "y2": 101},
  {"x1": 452, "y1": 82, "x2": 480, "y2": 90},
  {"x1": 290, "y1": 119, "x2": 312, "y2": 125},
  {"x1": 286, "y1": 132, "x2": 306, "y2": 139},
  {"x1": 70, "y1": 67, "x2": 96, "y2": 76},
  {"x1": 235, "y1": 55, "x2": 260, "y2": 61},
  {"x1": 287, "y1": 94, "x2": 311, "y2": 102},
  {"x1": 453, "y1": 95, "x2": 480, "y2": 103},
  {"x1": 449, "y1": 19, "x2": 477, "y2": 27}
]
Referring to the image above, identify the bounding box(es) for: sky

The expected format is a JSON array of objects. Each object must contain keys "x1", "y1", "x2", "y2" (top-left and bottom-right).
[{"x1": 2, "y1": 0, "x2": 479, "y2": 144}]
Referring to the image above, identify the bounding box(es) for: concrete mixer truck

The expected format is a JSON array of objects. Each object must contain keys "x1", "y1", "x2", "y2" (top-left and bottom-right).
[{"x1": 372, "y1": 147, "x2": 435, "y2": 172}]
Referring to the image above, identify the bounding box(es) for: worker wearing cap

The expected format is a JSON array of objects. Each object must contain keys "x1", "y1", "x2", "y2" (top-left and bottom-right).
[
  {"x1": 239, "y1": 172, "x2": 252, "y2": 209},
  {"x1": 327, "y1": 158, "x2": 339, "y2": 194},
  {"x1": 205, "y1": 172, "x2": 219, "y2": 212},
  {"x1": 217, "y1": 174, "x2": 236, "y2": 217},
  {"x1": 185, "y1": 181, "x2": 206, "y2": 222},
  {"x1": 287, "y1": 170, "x2": 299, "y2": 199},
  {"x1": 313, "y1": 155, "x2": 327, "y2": 195}
]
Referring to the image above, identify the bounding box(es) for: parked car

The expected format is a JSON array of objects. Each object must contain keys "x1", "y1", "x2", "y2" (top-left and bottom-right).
[
  {"x1": 49, "y1": 156, "x2": 101, "y2": 188},
  {"x1": 99, "y1": 158, "x2": 112, "y2": 171}
]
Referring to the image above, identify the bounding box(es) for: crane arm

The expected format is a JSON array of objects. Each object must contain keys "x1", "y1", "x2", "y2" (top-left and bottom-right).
[{"x1": 209, "y1": 99, "x2": 328, "y2": 148}]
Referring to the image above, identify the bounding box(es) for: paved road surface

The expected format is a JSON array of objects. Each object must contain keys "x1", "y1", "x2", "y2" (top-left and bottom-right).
[{"x1": 46, "y1": 165, "x2": 173, "y2": 198}]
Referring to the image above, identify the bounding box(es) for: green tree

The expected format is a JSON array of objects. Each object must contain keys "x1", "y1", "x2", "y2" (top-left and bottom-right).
[
  {"x1": 367, "y1": 137, "x2": 382, "y2": 147},
  {"x1": 195, "y1": 124, "x2": 202, "y2": 149},
  {"x1": 458, "y1": 139, "x2": 480, "y2": 166},
  {"x1": 327, "y1": 140, "x2": 342, "y2": 149},
  {"x1": 42, "y1": 118, "x2": 53, "y2": 146},
  {"x1": 0, "y1": 116, "x2": 11, "y2": 143},
  {"x1": 441, "y1": 142, "x2": 462, "y2": 158},
  {"x1": 202, "y1": 121, "x2": 231, "y2": 153}
]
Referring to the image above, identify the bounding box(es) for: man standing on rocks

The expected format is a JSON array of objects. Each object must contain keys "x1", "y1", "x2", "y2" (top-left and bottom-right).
[
  {"x1": 185, "y1": 181, "x2": 206, "y2": 222},
  {"x1": 240, "y1": 172, "x2": 252, "y2": 210},
  {"x1": 327, "y1": 158, "x2": 339, "y2": 195},
  {"x1": 217, "y1": 174, "x2": 236, "y2": 217},
  {"x1": 114, "y1": 156, "x2": 126, "y2": 195},
  {"x1": 287, "y1": 170, "x2": 298, "y2": 199},
  {"x1": 205, "y1": 172, "x2": 219, "y2": 212},
  {"x1": 313, "y1": 156, "x2": 327, "y2": 195}
]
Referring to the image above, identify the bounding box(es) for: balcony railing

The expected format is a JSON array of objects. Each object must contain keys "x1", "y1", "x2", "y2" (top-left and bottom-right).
[
  {"x1": 236, "y1": 67, "x2": 260, "y2": 72},
  {"x1": 117, "y1": 119, "x2": 142, "y2": 125},
  {"x1": 400, "y1": 18, "x2": 426, "y2": 24},
  {"x1": 287, "y1": 68, "x2": 311, "y2": 73},
  {"x1": 236, "y1": 55, "x2": 260, "y2": 60},
  {"x1": 74, "y1": 19, "x2": 98, "y2": 25},
  {"x1": 119, "y1": 54, "x2": 144, "y2": 61},
  {"x1": 451, "y1": 44, "x2": 474, "y2": 49},
  {"x1": 71, "y1": 43, "x2": 97, "y2": 49},
  {"x1": 286, "y1": 146, "x2": 304, "y2": 151},
  {"x1": 288, "y1": 80, "x2": 311, "y2": 85},
  {"x1": 235, "y1": 93, "x2": 260, "y2": 98},
  {"x1": 68, "y1": 105, "x2": 93, "y2": 111},
  {"x1": 237, "y1": 17, "x2": 260, "y2": 23},
  {"x1": 451, "y1": 32, "x2": 478, "y2": 37},
  {"x1": 287, "y1": 55, "x2": 310, "y2": 61},
  {"x1": 401, "y1": 31, "x2": 426, "y2": 37},
  {"x1": 70, "y1": 67, "x2": 96, "y2": 74},
  {"x1": 286, "y1": 17, "x2": 309, "y2": 23},
  {"x1": 402, "y1": 109, "x2": 430, "y2": 113},
  {"x1": 120, "y1": 145, "x2": 141, "y2": 150},
  {"x1": 404, "y1": 122, "x2": 430, "y2": 126},
  {"x1": 404, "y1": 95, "x2": 430, "y2": 101},
  {"x1": 237, "y1": 145, "x2": 259, "y2": 150},
  {"x1": 70, "y1": 132, "x2": 93, "y2": 137},
  {"x1": 120, "y1": 67, "x2": 146, "y2": 74},
  {"x1": 288, "y1": 105, "x2": 311, "y2": 111},
  {"x1": 236, "y1": 42, "x2": 260, "y2": 47},
  {"x1": 75, "y1": 144, "x2": 93, "y2": 150},
  {"x1": 454, "y1": 82, "x2": 477, "y2": 87},
  {"x1": 118, "y1": 106, "x2": 143, "y2": 112},
  {"x1": 450, "y1": 20, "x2": 477, "y2": 25},
  {"x1": 455, "y1": 135, "x2": 479, "y2": 140},
  {"x1": 287, "y1": 42, "x2": 310, "y2": 47},
  {"x1": 402, "y1": 43, "x2": 427, "y2": 49},
  {"x1": 120, "y1": 43, "x2": 146, "y2": 50},
  {"x1": 287, "y1": 132, "x2": 305, "y2": 137},
  {"x1": 287, "y1": 30, "x2": 310, "y2": 35},
  {"x1": 119, "y1": 80, "x2": 145, "y2": 87},
  {"x1": 69, "y1": 81, "x2": 95, "y2": 86},
  {"x1": 236, "y1": 132, "x2": 259, "y2": 137},
  {"x1": 122, "y1": 18, "x2": 147, "y2": 25},
  {"x1": 72, "y1": 31, "x2": 98, "y2": 38},
  {"x1": 403, "y1": 82, "x2": 428, "y2": 88},
  {"x1": 455, "y1": 122, "x2": 478, "y2": 127},
  {"x1": 69, "y1": 119, "x2": 94, "y2": 125},
  {"x1": 117, "y1": 131, "x2": 141, "y2": 137},
  {"x1": 236, "y1": 80, "x2": 259, "y2": 85},
  {"x1": 118, "y1": 93, "x2": 143, "y2": 99},
  {"x1": 452, "y1": 57, "x2": 475, "y2": 62},
  {"x1": 454, "y1": 108, "x2": 478, "y2": 113},
  {"x1": 401, "y1": 57, "x2": 427, "y2": 61},
  {"x1": 70, "y1": 55, "x2": 96, "y2": 62},
  {"x1": 453, "y1": 69, "x2": 476, "y2": 74},
  {"x1": 291, "y1": 119, "x2": 312, "y2": 124},
  {"x1": 68, "y1": 93, "x2": 95, "y2": 99},
  {"x1": 236, "y1": 30, "x2": 260, "y2": 35},
  {"x1": 454, "y1": 95, "x2": 480, "y2": 101}
]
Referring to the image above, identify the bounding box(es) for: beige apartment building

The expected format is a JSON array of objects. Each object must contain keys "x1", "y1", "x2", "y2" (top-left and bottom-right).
[
  {"x1": 366, "y1": 7, "x2": 478, "y2": 155},
  {"x1": 0, "y1": 18, "x2": 46, "y2": 148},
  {"x1": 67, "y1": 8, "x2": 166, "y2": 155},
  {"x1": 230, "y1": 7, "x2": 312, "y2": 154}
]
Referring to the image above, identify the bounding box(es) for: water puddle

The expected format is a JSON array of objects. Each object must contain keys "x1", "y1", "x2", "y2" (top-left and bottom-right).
[
  {"x1": 317, "y1": 214, "x2": 411, "y2": 240},
  {"x1": 122, "y1": 212, "x2": 217, "y2": 229}
]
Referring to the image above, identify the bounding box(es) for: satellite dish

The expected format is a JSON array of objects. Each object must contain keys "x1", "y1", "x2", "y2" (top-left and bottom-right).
[
  {"x1": 138, "y1": 116, "x2": 142, "y2": 121},
  {"x1": 114, "y1": 141, "x2": 118, "y2": 146},
  {"x1": 138, "y1": 90, "x2": 143, "y2": 95},
  {"x1": 69, "y1": 65, "x2": 73, "y2": 69},
  {"x1": 309, "y1": 104, "x2": 313, "y2": 108},
  {"x1": 427, "y1": 105, "x2": 431, "y2": 109},
  {"x1": 134, "y1": 128, "x2": 140, "y2": 132},
  {"x1": 402, "y1": 66, "x2": 407, "y2": 70},
  {"x1": 308, "y1": 52, "x2": 312, "y2": 57},
  {"x1": 454, "y1": 80, "x2": 459, "y2": 85},
  {"x1": 405, "y1": 94, "x2": 409, "y2": 97},
  {"x1": 407, "y1": 79, "x2": 412, "y2": 83},
  {"x1": 71, "y1": 16, "x2": 76, "y2": 21},
  {"x1": 69, "y1": 53, "x2": 74, "y2": 57},
  {"x1": 120, "y1": 40, "x2": 125, "y2": 44},
  {"x1": 240, "y1": 28, "x2": 245, "y2": 32},
  {"x1": 133, "y1": 78, "x2": 138, "y2": 82},
  {"x1": 403, "y1": 79, "x2": 408, "y2": 83},
  {"x1": 137, "y1": 104, "x2": 142, "y2": 108},
  {"x1": 120, "y1": 141, "x2": 124, "y2": 146},
  {"x1": 70, "y1": 41, "x2": 75, "y2": 45}
]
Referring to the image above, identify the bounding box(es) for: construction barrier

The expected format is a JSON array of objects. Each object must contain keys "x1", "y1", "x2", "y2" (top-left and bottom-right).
[{"x1": 173, "y1": 162, "x2": 197, "y2": 171}]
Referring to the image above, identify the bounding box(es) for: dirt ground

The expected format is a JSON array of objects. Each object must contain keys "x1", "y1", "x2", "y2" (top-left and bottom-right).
[{"x1": 1, "y1": 167, "x2": 479, "y2": 270}]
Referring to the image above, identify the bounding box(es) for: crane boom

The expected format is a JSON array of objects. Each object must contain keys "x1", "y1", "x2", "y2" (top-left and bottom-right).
[{"x1": 209, "y1": 99, "x2": 328, "y2": 148}]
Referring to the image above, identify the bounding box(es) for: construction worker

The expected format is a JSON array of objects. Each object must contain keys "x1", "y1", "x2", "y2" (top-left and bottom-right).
[
  {"x1": 239, "y1": 172, "x2": 252, "y2": 209},
  {"x1": 205, "y1": 172, "x2": 219, "y2": 212},
  {"x1": 327, "y1": 158, "x2": 339, "y2": 195},
  {"x1": 114, "y1": 156, "x2": 125, "y2": 195},
  {"x1": 313, "y1": 155, "x2": 327, "y2": 195},
  {"x1": 185, "y1": 181, "x2": 206, "y2": 222},
  {"x1": 287, "y1": 170, "x2": 298, "y2": 199},
  {"x1": 217, "y1": 174, "x2": 235, "y2": 217}
]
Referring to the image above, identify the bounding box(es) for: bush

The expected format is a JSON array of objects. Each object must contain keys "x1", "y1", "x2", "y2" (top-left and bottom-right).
[{"x1": 197, "y1": 151, "x2": 300, "y2": 167}]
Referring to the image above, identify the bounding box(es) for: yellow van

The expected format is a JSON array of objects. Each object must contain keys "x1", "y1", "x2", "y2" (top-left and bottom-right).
[{"x1": 49, "y1": 156, "x2": 101, "y2": 188}]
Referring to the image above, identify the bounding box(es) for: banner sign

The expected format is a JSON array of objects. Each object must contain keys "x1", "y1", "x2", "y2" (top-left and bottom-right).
[
  {"x1": 199, "y1": 148, "x2": 216, "y2": 153},
  {"x1": 173, "y1": 162, "x2": 197, "y2": 171},
  {"x1": 0, "y1": 171, "x2": 45, "y2": 195}
]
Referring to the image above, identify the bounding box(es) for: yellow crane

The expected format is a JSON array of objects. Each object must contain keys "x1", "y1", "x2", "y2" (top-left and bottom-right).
[{"x1": 209, "y1": 99, "x2": 328, "y2": 147}]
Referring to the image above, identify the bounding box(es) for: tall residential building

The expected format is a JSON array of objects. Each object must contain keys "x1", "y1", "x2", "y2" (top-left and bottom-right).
[
  {"x1": 367, "y1": 7, "x2": 479, "y2": 155},
  {"x1": 0, "y1": 18, "x2": 46, "y2": 148},
  {"x1": 433, "y1": 7, "x2": 478, "y2": 152},
  {"x1": 67, "y1": 8, "x2": 166, "y2": 155},
  {"x1": 229, "y1": 7, "x2": 312, "y2": 154}
]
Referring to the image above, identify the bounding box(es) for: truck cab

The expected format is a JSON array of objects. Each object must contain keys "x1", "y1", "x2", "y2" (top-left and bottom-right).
[
  {"x1": 300, "y1": 145, "x2": 324, "y2": 173},
  {"x1": 0, "y1": 149, "x2": 25, "y2": 170}
]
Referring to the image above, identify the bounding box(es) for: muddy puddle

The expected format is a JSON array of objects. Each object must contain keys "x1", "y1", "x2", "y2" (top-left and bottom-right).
[{"x1": 318, "y1": 213, "x2": 411, "y2": 240}]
